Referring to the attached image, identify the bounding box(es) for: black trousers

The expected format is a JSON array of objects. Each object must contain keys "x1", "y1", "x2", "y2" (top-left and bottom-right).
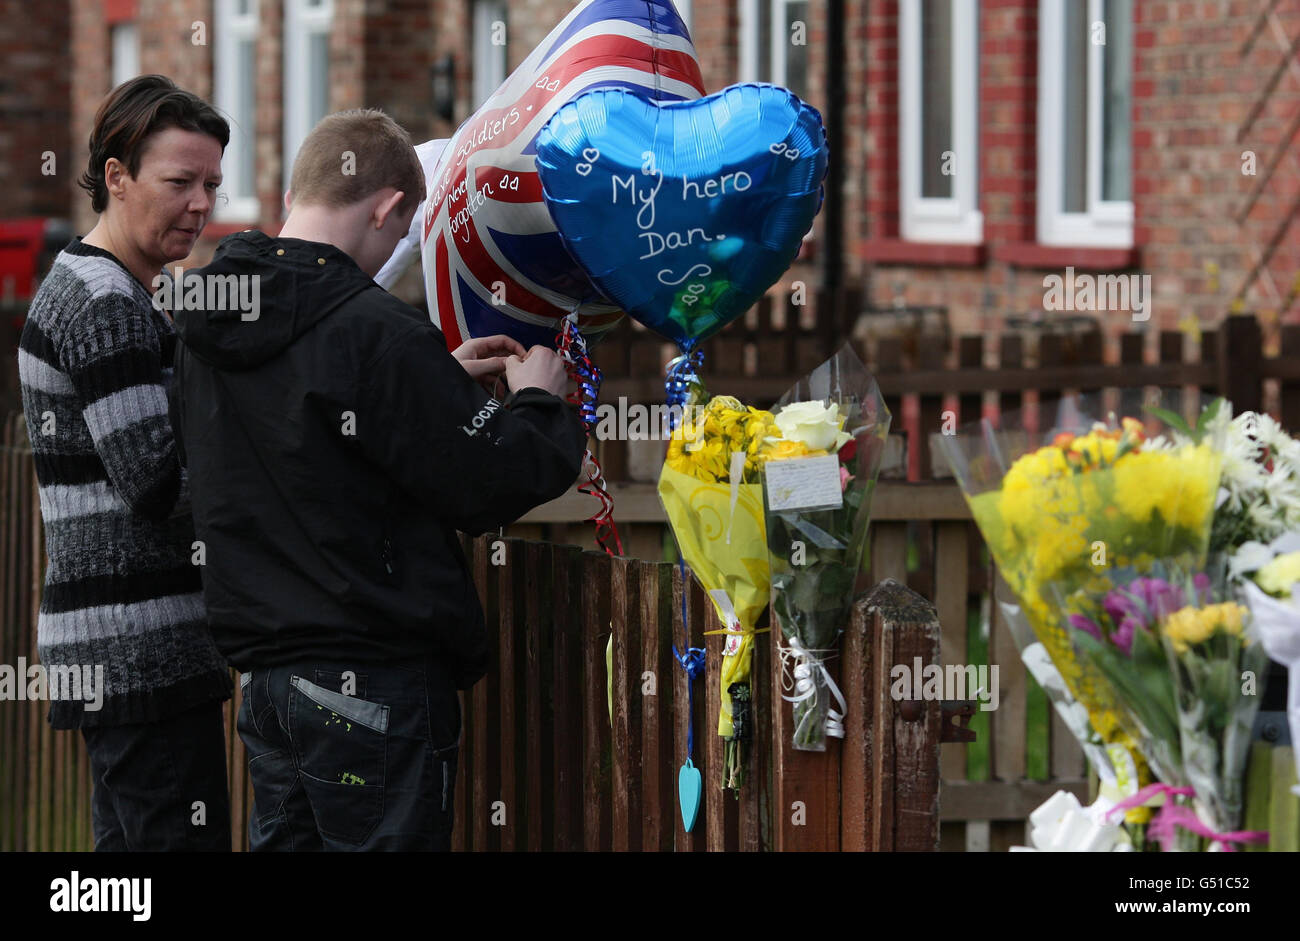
[
  {"x1": 81, "y1": 698, "x2": 233, "y2": 851},
  {"x1": 237, "y1": 656, "x2": 460, "y2": 851}
]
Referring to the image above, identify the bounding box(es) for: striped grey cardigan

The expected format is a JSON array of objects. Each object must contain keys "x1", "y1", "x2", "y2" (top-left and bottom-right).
[{"x1": 18, "y1": 238, "x2": 231, "y2": 728}]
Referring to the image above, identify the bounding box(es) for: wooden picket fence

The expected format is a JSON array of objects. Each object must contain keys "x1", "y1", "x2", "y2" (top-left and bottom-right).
[
  {"x1": 520, "y1": 305, "x2": 1300, "y2": 850},
  {"x1": 0, "y1": 411, "x2": 946, "y2": 851},
  {"x1": 516, "y1": 478, "x2": 1081, "y2": 848},
  {"x1": 592, "y1": 300, "x2": 1300, "y2": 489},
  {"x1": 3, "y1": 300, "x2": 1298, "y2": 850},
  {"x1": 438, "y1": 536, "x2": 943, "y2": 851},
  {"x1": 0, "y1": 411, "x2": 98, "y2": 852}
]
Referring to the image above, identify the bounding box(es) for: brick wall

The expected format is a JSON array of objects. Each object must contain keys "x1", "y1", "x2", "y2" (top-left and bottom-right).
[
  {"x1": 980, "y1": 0, "x2": 1036, "y2": 249},
  {"x1": 69, "y1": 1, "x2": 110, "y2": 235},
  {"x1": 68, "y1": 0, "x2": 212, "y2": 235},
  {"x1": 330, "y1": 0, "x2": 364, "y2": 112},
  {"x1": 139, "y1": 0, "x2": 212, "y2": 97},
  {"x1": 254, "y1": 0, "x2": 285, "y2": 227},
  {"x1": 856, "y1": 0, "x2": 1300, "y2": 346},
  {"x1": 49, "y1": 0, "x2": 1296, "y2": 343},
  {"x1": 360, "y1": 0, "x2": 436, "y2": 142},
  {"x1": 1132, "y1": 0, "x2": 1300, "y2": 339},
  {"x1": 863, "y1": 0, "x2": 899, "y2": 246},
  {"x1": 0, "y1": 0, "x2": 71, "y2": 219}
]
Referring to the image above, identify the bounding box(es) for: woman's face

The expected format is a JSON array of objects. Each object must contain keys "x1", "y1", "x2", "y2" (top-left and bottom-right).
[{"x1": 107, "y1": 126, "x2": 224, "y2": 266}]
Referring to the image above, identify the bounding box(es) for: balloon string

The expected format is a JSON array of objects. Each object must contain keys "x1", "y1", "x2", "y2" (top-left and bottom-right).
[
  {"x1": 665, "y1": 345, "x2": 704, "y2": 431},
  {"x1": 578, "y1": 447, "x2": 623, "y2": 556},
  {"x1": 555, "y1": 313, "x2": 622, "y2": 557},
  {"x1": 673, "y1": 555, "x2": 705, "y2": 759},
  {"x1": 555, "y1": 312, "x2": 602, "y2": 427}
]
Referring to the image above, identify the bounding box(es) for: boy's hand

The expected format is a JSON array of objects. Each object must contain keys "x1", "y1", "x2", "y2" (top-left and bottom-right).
[
  {"x1": 504, "y1": 346, "x2": 569, "y2": 398},
  {"x1": 453, "y1": 335, "x2": 527, "y2": 391}
]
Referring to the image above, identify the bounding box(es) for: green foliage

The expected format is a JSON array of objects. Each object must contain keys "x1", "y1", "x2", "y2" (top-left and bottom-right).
[
  {"x1": 965, "y1": 604, "x2": 990, "y2": 781},
  {"x1": 1144, "y1": 396, "x2": 1224, "y2": 445},
  {"x1": 1074, "y1": 629, "x2": 1181, "y2": 768}
]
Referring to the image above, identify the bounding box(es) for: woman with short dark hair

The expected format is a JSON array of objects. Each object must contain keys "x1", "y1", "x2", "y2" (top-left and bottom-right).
[{"x1": 18, "y1": 74, "x2": 234, "y2": 851}]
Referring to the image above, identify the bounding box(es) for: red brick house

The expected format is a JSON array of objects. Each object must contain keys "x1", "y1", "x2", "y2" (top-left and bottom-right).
[{"x1": 36, "y1": 0, "x2": 1300, "y2": 350}]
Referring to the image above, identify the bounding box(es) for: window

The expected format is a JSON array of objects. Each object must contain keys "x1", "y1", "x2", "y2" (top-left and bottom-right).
[
  {"x1": 283, "y1": 0, "x2": 332, "y2": 198},
  {"x1": 898, "y1": 0, "x2": 982, "y2": 243},
  {"x1": 215, "y1": 0, "x2": 259, "y2": 220},
  {"x1": 1037, "y1": 0, "x2": 1133, "y2": 247},
  {"x1": 676, "y1": 0, "x2": 693, "y2": 36},
  {"x1": 740, "y1": 0, "x2": 809, "y2": 100},
  {"x1": 110, "y1": 23, "x2": 140, "y2": 88},
  {"x1": 472, "y1": 0, "x2": 508, "y2": 108}
]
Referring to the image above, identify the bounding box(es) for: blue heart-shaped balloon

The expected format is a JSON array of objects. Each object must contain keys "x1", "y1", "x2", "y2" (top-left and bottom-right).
[{"x1": 536, "y1": 84, "x2": 828, "y2": 349}]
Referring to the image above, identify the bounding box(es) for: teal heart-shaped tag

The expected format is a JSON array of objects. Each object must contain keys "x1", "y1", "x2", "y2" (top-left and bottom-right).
[{"x1": 678, "y1": 758, "x2": 703, "y2": 833}]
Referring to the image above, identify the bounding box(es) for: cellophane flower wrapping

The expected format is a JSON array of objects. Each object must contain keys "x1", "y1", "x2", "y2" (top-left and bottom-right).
[
  {"x1": 935, "y1": 391, "x2": 1227, "y2": 809},
  {"x1": 994, "y1": 579, "x2": 1122, "y2": 785},
  {"x1": 1157, "y1": 403, "x2": 1300, "y2": 809},
  {"x1": 760, "y1": 345, "x2": 891, "y2": 751},
  {"x1": 1239, "y1": 545, "x2": 1300, "y2": 799},
  {"x1": 1054, "y1": 561, "x2": 1199, "y2": 791},
  {"x1": 658, "y1": 391, "x2": 777, "y2": 790},
  {"x1": 1157, "y1": 557, "x2": 1268, "y2": 848}
]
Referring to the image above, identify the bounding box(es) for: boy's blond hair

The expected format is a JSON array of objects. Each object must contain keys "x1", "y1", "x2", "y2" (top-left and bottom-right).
[{"x1": 289, "y1": 109, "x2": 425, "y2": 216}]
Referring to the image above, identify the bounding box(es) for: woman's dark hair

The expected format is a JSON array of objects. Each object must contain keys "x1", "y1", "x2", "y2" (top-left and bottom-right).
[{"x1": 77, "y1": 74, "x2": 230, "y2": 214}]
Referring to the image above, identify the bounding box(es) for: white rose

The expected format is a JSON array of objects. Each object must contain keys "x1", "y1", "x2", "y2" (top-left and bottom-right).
[{"x1": 773, "y1": 400, "x2": 851, "y2": 452}]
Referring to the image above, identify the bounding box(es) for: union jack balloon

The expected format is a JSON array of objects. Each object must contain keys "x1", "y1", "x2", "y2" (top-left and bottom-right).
[{"x1": 419, "y1": 0, "x2": 705, "y2": 350}]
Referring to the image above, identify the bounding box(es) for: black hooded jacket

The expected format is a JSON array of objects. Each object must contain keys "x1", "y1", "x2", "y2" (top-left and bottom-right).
[{"x1": 171, "y1": 231, "x2": 586, "y2": 687}]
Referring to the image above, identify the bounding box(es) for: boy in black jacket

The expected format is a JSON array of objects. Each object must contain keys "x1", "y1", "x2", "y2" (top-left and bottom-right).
[{"x1": 171, "y1": 109, "x2": 586, "y2": 851}]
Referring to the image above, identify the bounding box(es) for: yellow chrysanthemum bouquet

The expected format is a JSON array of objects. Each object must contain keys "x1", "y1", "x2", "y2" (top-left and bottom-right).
[
  {"x1": 935, "y1": 392, "x2": 1228, "y2": 800},
  {"x1": 659, "y1": 392, "x2": 779, "y2": 790}
]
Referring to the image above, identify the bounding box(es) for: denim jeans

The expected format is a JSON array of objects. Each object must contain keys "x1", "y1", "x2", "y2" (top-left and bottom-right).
[
  {"x1": 237, "y1": 656, "x2": 460, "y2": 851},
  {"x1": 81, "y1": 698, "x2": 233, "y2": 851}
]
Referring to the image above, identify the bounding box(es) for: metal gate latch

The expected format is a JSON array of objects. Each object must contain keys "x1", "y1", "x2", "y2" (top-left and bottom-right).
[{"x1": 940, "y1": 700, "x2": 976, "y2": 743}]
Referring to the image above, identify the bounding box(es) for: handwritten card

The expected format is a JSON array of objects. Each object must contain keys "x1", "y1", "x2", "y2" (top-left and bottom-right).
[{"x1": 765, "y1": 455, "x2": 843, "y2": 512}]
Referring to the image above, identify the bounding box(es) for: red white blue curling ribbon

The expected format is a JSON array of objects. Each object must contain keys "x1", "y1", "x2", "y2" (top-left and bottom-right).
[
  {"x1": 664, "y1": 343, "x2": 704, "y2": 432},
  {"x1": 555, "y1": 312, "x2": 623, "y2": 557}
]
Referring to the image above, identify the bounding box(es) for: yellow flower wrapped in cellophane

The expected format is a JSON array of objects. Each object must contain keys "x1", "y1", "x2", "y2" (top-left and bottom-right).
[
  {"x1": 937, "y1": 394, "x2": 1227, "y2": 823},
  {"x1": 659, "y1": 394, "x2": 777, "y2": 790}
]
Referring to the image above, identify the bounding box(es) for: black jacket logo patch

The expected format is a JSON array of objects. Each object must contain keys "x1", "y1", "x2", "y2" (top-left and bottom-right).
[{"x1": 460, "y1": 398, "x2": 502, "y2": 437}]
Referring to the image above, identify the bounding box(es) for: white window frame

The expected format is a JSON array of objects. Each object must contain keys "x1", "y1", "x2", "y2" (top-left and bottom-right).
[
  {"x1": 770, "y1": 0, "x2": 807, "y2": 90},
  {"x1": 898, "y1": 0, "x2": 983, "y2": 244},
  {"x1": 472, "y1": 0, "x2": 508, "y2": 107},
  {"x1": 1037, "y1": 0, "x2": 1133, "y2": 248},
  {"x1": 741, "y1": 0, "x2": 809, "y2": 89},
  {"x1": 738, "y1": 0, "x2": 766, "y2": 82},
  {"x1": 214, "y1": 0, "x2": 260, "y2": 221},
  {"x1": 110, "y1": 23, "x2": 140, "y2": 88},
  {"x1": 283, "y1": 0, "x2": 333, "y2": 198},
  {"x1": 676, "y1": 0, "x2": 692, "y2": 37}
]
